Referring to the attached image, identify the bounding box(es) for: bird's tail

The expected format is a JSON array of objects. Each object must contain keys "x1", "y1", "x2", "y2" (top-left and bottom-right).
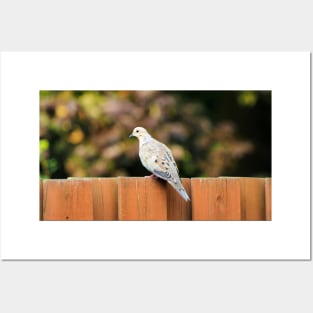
[
  {"x1": 179, "y1": 188, "x2": 191, "y2": 202},
  {"x1": 168, "y1": 181, "x2": 191, "y2": 202}
]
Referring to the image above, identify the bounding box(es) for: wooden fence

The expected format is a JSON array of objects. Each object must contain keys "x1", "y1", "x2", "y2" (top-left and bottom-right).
[{"x1": 40, "y1": 177, "x2": 271, "y2": 221}]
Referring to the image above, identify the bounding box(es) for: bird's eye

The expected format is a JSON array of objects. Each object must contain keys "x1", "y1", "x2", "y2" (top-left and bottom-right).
[{"x1": 136, "y1": 130, "x2": 139, "y2": 133}]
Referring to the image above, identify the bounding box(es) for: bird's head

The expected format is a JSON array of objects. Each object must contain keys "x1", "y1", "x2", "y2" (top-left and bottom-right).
[{"x1": 129, "y1": 127, "x2": 152, "y2": 143}]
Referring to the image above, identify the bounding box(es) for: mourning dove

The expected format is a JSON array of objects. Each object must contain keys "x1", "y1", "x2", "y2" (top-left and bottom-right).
[{"x1": 129, "y1": 126, "x2": 191, "y2": 202}]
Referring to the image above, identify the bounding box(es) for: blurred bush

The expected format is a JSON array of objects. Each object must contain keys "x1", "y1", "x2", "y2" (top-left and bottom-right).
[{"x1": 40, "y1": 90, "x2": 271, "y2": 178}]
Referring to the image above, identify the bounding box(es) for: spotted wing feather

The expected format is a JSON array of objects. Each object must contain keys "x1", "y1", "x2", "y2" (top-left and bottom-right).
[{"x1": 140, "y1": 140, "x2": 178, "y2": 183}]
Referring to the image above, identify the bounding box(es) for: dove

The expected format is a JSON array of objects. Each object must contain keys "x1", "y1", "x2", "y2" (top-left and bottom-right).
[{"x1": 129, "y1": 126, "x2": 191, "y2": 202}]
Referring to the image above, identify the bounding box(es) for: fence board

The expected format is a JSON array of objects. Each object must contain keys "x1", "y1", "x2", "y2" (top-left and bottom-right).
[
  {"x1": 265, "y1": 178, "x2": 272, "y2": 221},
  {"x1": 43, "y1": 179, "x2": 94, "y2": 220},
  {"x1": 191, "y1": 178, "x2": 241, "y2": 220},
  {"x1": 240, "y1": 178, "x2": 266, "y2": 220},
  {"x1": 40, "y1": 177, "x2": 271, "y2": 221},
  {"x1": 91, "y1": 178, "x2": 118, "y2": 220},
  {"x1": 167, "y1": 178, "x2": 192, "y2": 220},
  {"x1": 118, "y1": 177, "x2": 167, "y2": 220}
]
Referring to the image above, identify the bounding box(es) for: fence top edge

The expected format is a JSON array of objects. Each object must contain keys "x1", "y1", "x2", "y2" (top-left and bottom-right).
[{"x1": 41, "y1": 176, "x2": 271, "y2": 182}]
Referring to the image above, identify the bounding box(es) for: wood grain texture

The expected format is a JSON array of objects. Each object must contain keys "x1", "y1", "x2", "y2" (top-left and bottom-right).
[
  {"x1": 167, "y1": 178, "x2": 192, "y2": 220},
  {"x1": 191, "y1": 178, "x2": 241, "y2": 220},
  {"x1": 43, "y1": 179, "x2": 94, "y2": 220},
  {"x1": 265, "y1": 178, "x2": 272, "y2": 221},
  {"x1": 40, "y1": 177, "x2": 271, "y2": 221},
  {"x1": 118, "y1": 177, "x2": 167, "y2": 220},
  {"x1": 240, "y1": 178, "x2": 265, "y2": 220},
  {"x1": 91, "y1": 178, "x2": 118, "y2": 220}
]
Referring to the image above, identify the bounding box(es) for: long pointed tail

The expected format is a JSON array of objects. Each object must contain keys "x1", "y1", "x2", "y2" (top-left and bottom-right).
[
  {"x1": 168, "y1": 181, "x2": 191, "y2": 202},
  {"x1": 179, "y1": 188, "x2": 191, "y2": 202}
]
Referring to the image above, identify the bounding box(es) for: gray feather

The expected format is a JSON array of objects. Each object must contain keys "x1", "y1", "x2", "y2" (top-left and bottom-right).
[{"x1": 130, "y1": 126, "x2": 191, "y2": 202}]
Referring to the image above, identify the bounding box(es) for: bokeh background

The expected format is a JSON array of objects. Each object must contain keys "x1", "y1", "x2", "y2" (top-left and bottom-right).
[{"x1": 40, "y1": 90, "x2": 271, "y2": 179}]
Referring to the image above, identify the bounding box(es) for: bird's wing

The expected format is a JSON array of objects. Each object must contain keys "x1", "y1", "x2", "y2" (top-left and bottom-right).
[{"x1": 140, "y1": 140, "x2": 180, "y2": 184}]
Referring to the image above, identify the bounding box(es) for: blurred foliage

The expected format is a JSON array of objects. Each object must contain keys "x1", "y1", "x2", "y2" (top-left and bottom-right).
[{"x1": 40, "y1": 90, "x2": 271, "y2": 178}]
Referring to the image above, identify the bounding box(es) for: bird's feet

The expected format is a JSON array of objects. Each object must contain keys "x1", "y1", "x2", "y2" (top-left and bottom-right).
[{"x1": 145, "y1": 174, "x2": 158, "y2": 179}]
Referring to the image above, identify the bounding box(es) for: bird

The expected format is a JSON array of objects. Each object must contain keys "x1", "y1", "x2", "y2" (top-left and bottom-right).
[{"x1": 129, "y1": 126, "x2": 191, "y2": 202}]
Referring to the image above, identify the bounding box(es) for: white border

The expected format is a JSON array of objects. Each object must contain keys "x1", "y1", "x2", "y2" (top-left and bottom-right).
[{"x1": 0, "y1": 52, "x2": 310, "y2": 260}]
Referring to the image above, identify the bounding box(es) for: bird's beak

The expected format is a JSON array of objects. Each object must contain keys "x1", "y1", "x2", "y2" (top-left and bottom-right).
[{"x1": 129, "y1": 133, "x2": 134, "y2": 138}]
